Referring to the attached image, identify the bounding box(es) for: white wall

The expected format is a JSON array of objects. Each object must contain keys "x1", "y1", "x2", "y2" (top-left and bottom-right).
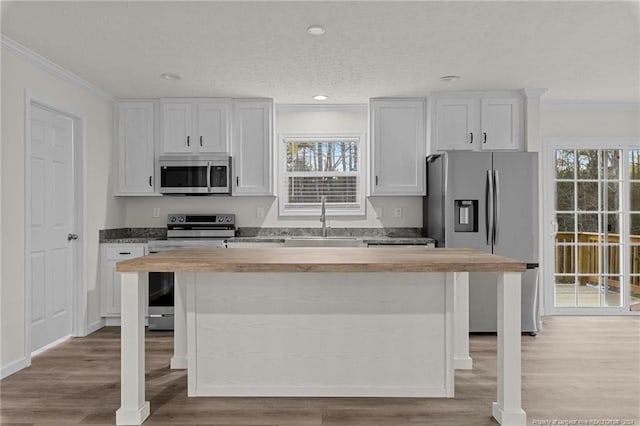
[
  {"x1": 541, "y1": 103, "x2": 640, "y2": 137},
  {"x1": 1, "y1": 45, "x2": 124, "y2": 374},
  {"x1": 124, "y1": 105, "x2": 423, "y2": 228}
]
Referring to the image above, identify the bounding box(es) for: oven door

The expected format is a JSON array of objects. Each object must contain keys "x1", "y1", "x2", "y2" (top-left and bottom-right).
[{"x1": 147, "y1": 271, "x2": 174, "y2": 330}]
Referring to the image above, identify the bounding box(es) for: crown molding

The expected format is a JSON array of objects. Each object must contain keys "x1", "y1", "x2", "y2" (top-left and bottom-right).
[
  {"x1": 1, "y1": 34, "x2": 116, "y2": 102},
  {"x1": 541, "y1": 100, "x2": 640, "y2": 111}
]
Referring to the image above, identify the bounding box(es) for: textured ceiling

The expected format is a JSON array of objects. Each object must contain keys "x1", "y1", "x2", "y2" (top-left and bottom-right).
[{"x1": 1, "y1": 1, "x2": 639, "y2": 103}]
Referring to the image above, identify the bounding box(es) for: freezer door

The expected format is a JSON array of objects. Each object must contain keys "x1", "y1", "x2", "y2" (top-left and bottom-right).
[
  {"x1": 491, "y1": 152, "x2": 538, "y2": 262},
  {"x1": 424, "y1": 155, "x2": 446, "y2": 245},
  {"x1": 445, "y1": 151, "x2": 493, "y2": 252}
]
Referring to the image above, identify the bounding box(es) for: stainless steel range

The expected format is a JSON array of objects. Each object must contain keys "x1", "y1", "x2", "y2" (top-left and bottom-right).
[{"x1": 146, "y1": 213, "x2": 235, "y2": 330}]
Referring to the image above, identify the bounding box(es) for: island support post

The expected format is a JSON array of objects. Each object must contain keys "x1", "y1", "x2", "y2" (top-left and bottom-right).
[
  {"x1": 493, "y1": 271, "x2": 526, "y2": 425},
  {"x1": 115, "y1": 272, "x2": 150, "y2": 425}
]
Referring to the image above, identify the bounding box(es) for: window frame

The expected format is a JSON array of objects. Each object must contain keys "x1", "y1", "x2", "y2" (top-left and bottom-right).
[{"x1": 278, "y1": 133, "x2": 366, "y2": 217}]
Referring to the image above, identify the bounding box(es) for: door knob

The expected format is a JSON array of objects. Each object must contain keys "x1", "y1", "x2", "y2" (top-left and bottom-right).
[{"x1": 67, "y1": 233, "x2": 79, "y2": 241}]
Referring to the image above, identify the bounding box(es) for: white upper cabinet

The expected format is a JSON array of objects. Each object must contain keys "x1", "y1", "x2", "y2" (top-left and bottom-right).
[
  {"x1": 434, "y1": 93, "x2": 522, "y2": 152},
  {"x1": 480, "y1": 98, "x2": 520, "y2": 151},
  {"x1": 370, "y1": 98, "x2": 426, "y2": 196},
  {"x1": 160, "y1": 99, "x2": 230, "y2": 154},
  {"x1": 232, "y1": 99, "x2": 273, "y2": 196},
  {"x1": 198, "y1": 102, "x2": 230, "y2": 153},
  {"x1": 435, "y1": 98, "x2": 478, "y2": 150},
  {"x1": 116, "y1": 101, "x2": 156, "y2": 195}
]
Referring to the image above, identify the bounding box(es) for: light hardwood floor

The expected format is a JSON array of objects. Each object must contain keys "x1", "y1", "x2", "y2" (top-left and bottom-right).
[{"x1": 1, "y1": 316, "x2": 638, "y2": 425}]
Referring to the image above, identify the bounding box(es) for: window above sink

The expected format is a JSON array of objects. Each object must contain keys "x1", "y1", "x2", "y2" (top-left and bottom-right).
[{"x1": 278, "y1": 133, "x2": 365, "y2": 217}]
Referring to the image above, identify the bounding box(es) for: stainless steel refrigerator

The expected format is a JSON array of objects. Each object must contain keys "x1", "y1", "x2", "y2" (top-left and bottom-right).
[{"x1": 423, "y1": 151, "x2": 541, "y2": 333}]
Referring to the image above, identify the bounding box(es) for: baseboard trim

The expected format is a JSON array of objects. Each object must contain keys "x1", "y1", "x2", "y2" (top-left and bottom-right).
[
  {"x1": 189, "y1": 385, "x2": 448, "y2": 398},
  {"x1": 31, "y1": 335, "x2": 71, "y2": 357},
  {"x1": 1, "y1": 356, "x2": 30, "y2": 380},
  {"x1": 104, "y1": 317, "x2": 121, "y2": 326},
  {"x1": 86, "y1": 319, "x2": 105, "y2": 335}
]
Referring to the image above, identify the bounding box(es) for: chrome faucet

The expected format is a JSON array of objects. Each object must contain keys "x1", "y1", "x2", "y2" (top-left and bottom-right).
[{"x1": 320, "y1": 196, "x2": 327, "y2": 237}]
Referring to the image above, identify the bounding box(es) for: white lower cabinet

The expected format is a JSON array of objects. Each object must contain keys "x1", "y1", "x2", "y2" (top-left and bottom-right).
[{"x1": 101, "y1": 244, "x2": 146, "y2": 321}]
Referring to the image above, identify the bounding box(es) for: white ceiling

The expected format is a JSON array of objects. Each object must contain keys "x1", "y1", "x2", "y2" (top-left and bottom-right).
[{"x1": 1, "y1": 1, "x2": 639, "y2": 103}]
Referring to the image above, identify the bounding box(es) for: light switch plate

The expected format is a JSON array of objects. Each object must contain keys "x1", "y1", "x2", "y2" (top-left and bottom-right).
[{"x1": 152, "y1": 207, "x2": 161, "y2": 218}]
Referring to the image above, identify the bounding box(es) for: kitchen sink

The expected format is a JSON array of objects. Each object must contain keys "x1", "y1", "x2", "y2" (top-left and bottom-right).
[{"x1": 284, "y1": 236, "x2": 366, "y2": 247}]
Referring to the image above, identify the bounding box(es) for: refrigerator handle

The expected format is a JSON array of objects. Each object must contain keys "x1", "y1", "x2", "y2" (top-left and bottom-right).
[
  {"x1": 485, "y1": 170, "x2": 494, "y2": 246},
  {"x1": 493, "y1": 169, "x2": 500, "y2": 245}
]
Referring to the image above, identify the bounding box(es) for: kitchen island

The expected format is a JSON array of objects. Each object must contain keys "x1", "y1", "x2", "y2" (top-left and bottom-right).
[{"x1": 115, "y1": 247, "x2": 527, "y2": 426}]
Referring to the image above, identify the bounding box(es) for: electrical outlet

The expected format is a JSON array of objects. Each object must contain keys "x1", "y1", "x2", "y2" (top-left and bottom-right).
[
  {"x1": 152, "y1": 207, "x2": 161, "y2": 218},
  {"x1": 256, "y1": 207, "x2": 265, "y2": 218},
  {"x1": 394, "y1": 207, "x2": 403, "y2": 218}
]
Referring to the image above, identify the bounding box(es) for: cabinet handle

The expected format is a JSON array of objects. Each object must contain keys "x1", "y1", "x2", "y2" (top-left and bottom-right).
[
  {"x1": 149, "y1": 176, "x2": 152, "y2": 187},
  {"x1": 119, "y1": 252, "x2": 131, "y2": 255},
  {"x1": 236, "y1": 176, "x2": 239, "y2": 186},
  {"x1": 375, "y1": 175, "x2": 379, "y2": 186},
  {"x1": 200, "y1": 136, "x2": 203, "y2": 147},
  {"x1": 187, "y1": 136, "x2": 190, "y2": 147},
  {"x1": 483, "y1": 132, "x2": 487, "y2": 144},
  {"x1": 470, "y1": 133, "x2": 473, "y2": 144}
]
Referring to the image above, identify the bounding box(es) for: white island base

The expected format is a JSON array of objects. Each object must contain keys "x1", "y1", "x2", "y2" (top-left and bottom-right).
[
  {"x1": 116, "y1": 247, "x2": 526, "y2": 426},
  {"x1": 185, "y1": 272, "x2": 455, "y2": 398}
]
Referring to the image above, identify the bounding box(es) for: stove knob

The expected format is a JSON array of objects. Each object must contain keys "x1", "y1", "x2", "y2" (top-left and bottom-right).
[
  {"x1": 178, "y1": 217, "x2": 185, "y2": 223},
  {"x1": 225, "y1": 217, "x2": 232, "y2": 223},
  {"x1": 170, "y1": 216, "x2": 177, "y2": 223},
  {"x1": 217, "y1": 217, "x2": 223, "y2": 222}
]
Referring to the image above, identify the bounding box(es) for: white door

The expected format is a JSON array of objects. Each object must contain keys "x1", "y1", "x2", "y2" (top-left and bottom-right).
[{"x1": 29, "y1": 105, "x2": 75, "y2": 352}]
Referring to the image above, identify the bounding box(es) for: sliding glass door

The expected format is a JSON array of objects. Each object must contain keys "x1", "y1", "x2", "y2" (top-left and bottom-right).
[{"x1": 546, "y1": 140, "x2": 639, "y2": 313}]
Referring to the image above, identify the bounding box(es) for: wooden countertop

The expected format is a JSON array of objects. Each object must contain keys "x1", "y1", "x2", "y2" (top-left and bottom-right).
[{"x1": 116, "y1": 247, "x2": 526, "y2": 273}]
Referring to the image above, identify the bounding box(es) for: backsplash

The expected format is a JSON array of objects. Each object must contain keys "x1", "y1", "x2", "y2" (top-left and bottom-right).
[{"x1": 236, "y1": 227, "x2": 424, "y2": 238}]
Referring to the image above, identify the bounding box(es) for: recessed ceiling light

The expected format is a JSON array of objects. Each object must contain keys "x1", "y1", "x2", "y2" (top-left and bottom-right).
[
  {"x1": 160, "y1": 73, "x2": 182, "y2": 81},
  {"x1": 313, "y1": 95, "x2": 329, "y2": 101},
  {"x1": 307, "y1": 25, "x2": 326, "y2": 36},
  {"x1": 440, "y1": 75, "x2": 461, "y2": 82}
]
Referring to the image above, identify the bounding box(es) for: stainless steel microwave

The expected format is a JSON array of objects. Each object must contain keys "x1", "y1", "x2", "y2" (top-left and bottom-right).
[{"x1": 159, "y1": 155, "x2": 231, "y2": 195}]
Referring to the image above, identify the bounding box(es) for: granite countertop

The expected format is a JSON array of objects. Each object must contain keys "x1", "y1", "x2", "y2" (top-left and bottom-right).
[
  {"x1": 116, "y1": 247, "x2": 524, "y2": 273},
  {"x1": 100, "y1": 227, "x2": 435, "y2": 245}
]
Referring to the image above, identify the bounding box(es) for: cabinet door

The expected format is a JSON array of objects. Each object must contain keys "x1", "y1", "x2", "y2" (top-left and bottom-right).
[
  {"x1": 101, "y1": 245, "x2": 145, "y2": 317},
  {"x1": 197, "y1": 102, "x2": 230, "y2": 153},
  {"x1": 161, "y1": 102, "x2": 192, "y2": 153},
  {"x1": 435, "y1": 98, "x2": 478, "y2": 151},
  {"x1": 232, "y1": 100, "x2": 273, "y2": 195},
  {"x1": 117, "y1": 102, "x2": 155, "y2": 194},
  {"x1": 480, "y1": 98, "x2": 520, "y2": 151},
  {"x1": 370, "y1": 99, "x2": 425, "y2": 195}
]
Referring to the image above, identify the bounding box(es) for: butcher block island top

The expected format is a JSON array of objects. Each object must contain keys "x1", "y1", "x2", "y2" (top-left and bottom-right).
[{"x1": 116, "y1": 247, "x2": 526, "y2": 273}]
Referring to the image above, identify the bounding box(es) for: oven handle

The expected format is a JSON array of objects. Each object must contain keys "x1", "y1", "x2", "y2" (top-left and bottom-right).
[{"x1": 206, "y1": 161, "x2": 211, "y2": 193}]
